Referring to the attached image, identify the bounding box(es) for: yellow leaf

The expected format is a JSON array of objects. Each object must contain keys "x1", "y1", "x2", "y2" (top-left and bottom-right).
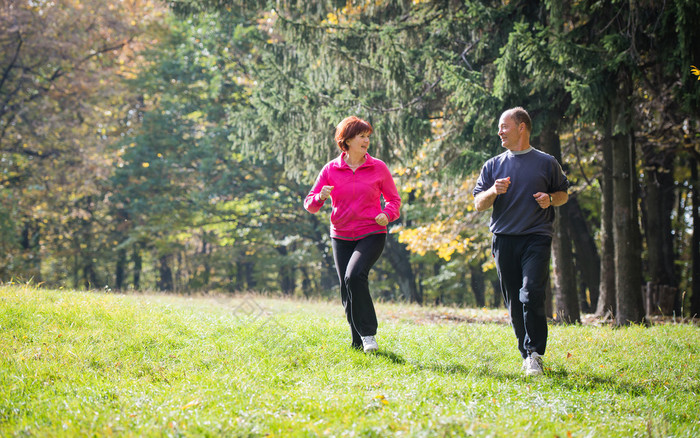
[
  {"x1": 691, "y1": 65, "x2": 700, "y2": 80},
  {"x1": 181, "y1": 399, "x2": 200, "y2": 410}
]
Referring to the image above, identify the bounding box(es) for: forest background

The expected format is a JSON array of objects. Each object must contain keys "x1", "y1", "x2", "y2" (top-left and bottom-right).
[{"x1": 1, "y1": 0, "x2": 699, "y2": 326}]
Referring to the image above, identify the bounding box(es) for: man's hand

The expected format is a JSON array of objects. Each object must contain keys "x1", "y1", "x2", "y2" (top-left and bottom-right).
[
  {"x1": 474, "y1": 177, "x2": 510, "y2": 212},
  {"x1": 492, "y1": 177, "x2": 511, "y2": 195},
  {"x1": 533, "y1": 192, "x2": 551, "y2": 209}
]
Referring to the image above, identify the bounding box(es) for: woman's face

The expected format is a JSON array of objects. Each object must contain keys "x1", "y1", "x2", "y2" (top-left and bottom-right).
[{"x1": 345, "y1": 131, "x2": 370, "y2": 155}]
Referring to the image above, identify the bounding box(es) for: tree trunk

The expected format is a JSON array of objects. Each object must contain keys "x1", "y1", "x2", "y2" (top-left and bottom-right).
[
  {"x1": 276, "y1": 246, "x2": 295, "y2": 295},
  {"x1": 235, "y1": 260, "x2": 258, "y2": 291},
  {"x1": 567, "y1": 196, "x2": 600, "y2": 312},
  {"x1": 433, "y1": 262, "x2": 442, "y2": 305},
  {"x1": 175, "y1": 252, "x2": 184, "y2": 292},
  {"x1": 115, "y1": 248, "x2": 127, "y2": 291},
  {"x1": 73, "y1": 253, "x2": 80, "y2": 289},
  {"x1": 132, "y1": 245, "x2": 142, "y2": 291},
  {"x1": 157, "y1": 254, "x2": 174, "y2": 291},
  {"x1": 539, "y1": 120, "x2": 579, "y2": 323},
  {"x1": 20, "y1": 220, "x2": 42, "y2": 282},
  {"x1": 416, "y1": 262, "x2": 426, "y2": 304},
  {"x1": 309, "y1": 214, "x2": 339, "y2": 293},
  {"x1": 552, "y1": 206, "x2": 580, "y2": 323},
  {"x1": 83, "y1": 260, "x2": 97, "y2": 290},
  {"x1": 300, "y1": 267, "x2": 312, "y2": 298},
  {"x1": 596, "y1": 131, "x2": 616, "y2": 317},
  {"x1": 690, "y1": 157, "x2": 700, "y2": 317},
  {"x1": 640, "y1": 142, "x2": 677, "y2": 313},
  {"x1": 383, "y1": 233, "x2": 421, "y2": 304},
  {"x1": 611, "y1": 73, "x2": 645, "y2": 325},
  {"x1": 490, "y1": 278, "x2": 502, "y2": 308},
  {"x1": 470, "y1": 263, "x2": 486, "y2": 308},
  {"x1": 235, "y1": 261, "x2": 245, "y2": 290},
  {"x1": 246, "y1": 261, "x2": 257, "y2": 290},
  {"x1": 199, "y1": 239, "x2": 210, "y2": 289}
]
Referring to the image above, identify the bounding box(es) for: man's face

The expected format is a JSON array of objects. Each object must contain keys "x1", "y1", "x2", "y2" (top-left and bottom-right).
[{"x1": 497, "y1": 112, "x2": 521, "y2": 150}]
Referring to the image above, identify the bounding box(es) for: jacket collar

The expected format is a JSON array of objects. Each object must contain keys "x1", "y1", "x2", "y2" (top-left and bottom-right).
[{"x1": 334, "y1": 152, "x2": 374, "y2": 169}]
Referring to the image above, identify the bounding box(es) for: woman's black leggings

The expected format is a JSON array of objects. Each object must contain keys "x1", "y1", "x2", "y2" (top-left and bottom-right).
[{"x1": 331, "y1": 233, "x2": 386, "y2": 345}]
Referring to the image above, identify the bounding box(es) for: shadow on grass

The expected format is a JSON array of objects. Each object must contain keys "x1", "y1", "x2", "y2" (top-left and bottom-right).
[
  {"x1": 374, "y1": 349, "x2": 407, "y2": 365},
  {"x1": 370, "y1": 349, "x2": 700, "y2": 397},
  {"x1": 540, "y1": 367, "x2": 700, "y2": 397}
]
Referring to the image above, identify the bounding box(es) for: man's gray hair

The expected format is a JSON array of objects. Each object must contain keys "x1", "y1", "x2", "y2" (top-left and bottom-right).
[{"x1": 505, "y1": 107, "x2": 532, "y2": 132}]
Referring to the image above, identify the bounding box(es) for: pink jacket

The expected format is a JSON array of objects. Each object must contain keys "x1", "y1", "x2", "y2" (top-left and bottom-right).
[{"x1": 304, "y1": 153, "x2": 401, "y2": 241}]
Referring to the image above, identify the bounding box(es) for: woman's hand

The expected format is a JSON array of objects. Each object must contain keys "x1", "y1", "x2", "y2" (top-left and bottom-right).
[
  {"x1": 375, "y1": 213, "x2": 389, "y2": 226},
  {"x1": 319, "y1": 185, "x2": 334, "y2": 200}
]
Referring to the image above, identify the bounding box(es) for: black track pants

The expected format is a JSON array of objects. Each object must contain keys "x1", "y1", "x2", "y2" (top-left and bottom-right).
[
  {"x1": 332, "y1": 233, "x2": 386, "y2": 346},
  {"x1": 492, "y1": 234, "x2": 552, "y2": 359}
]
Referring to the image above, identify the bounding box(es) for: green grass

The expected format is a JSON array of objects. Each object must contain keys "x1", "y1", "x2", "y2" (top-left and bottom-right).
[{"x1": 1, "y1": 285, "x2": 699, "y2": 437}]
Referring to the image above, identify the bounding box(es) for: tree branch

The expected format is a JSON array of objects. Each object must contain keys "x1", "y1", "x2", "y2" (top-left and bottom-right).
[
  {"x1": 0, "y1": 129, "x2": 59, "y2": 158},
  {"x1": 363, "y1": 78, "x2": 441, "y2": 114},
  {"x1": 79, "y1": 37, "x2": 135, "y2": 66},
  {"x1": 273, "y1": 7, "x2": 442, "y2": 34},
  {"x1": 0, "y1": 31, "x2": 23, "y2": 92},
  {"x1": 460, "y1": 38, "x2": 480, "y2": 71},
  {"x1": 572, "y1": 129, "x2": 595, "y2": 188}
]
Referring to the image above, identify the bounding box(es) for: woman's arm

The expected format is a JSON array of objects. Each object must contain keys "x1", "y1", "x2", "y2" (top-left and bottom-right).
[
  {"x1": 304, "y1": 167, "x2": 329, "y2": 214},
  {"x1": 380, "y1": 165, "x2": 401, "y2": 222}
]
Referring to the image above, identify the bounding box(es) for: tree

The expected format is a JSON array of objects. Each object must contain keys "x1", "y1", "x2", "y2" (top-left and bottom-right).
[
  {"x1": 0, "y1": 0, "x2": 161, "y2": 285},
  {"x1": 490, "y1": 9, "x2": 583, "y2": 322},
  {"x1": 164, "y1": 0, "x2": 700, "y2": 316},
  {"x1": 595, "y1": 123, "x2": 616, "y2": 317},
  {"x1": 691, "y1": 157, "x2": 700, "y2": 317},
  {"x1": 5, "y1": 0, "x2": 700, "y2": 315},
  {"x1": 109, "y1": 11, "x2": 338, "y2": 295},
  {"x1": 610, "y1": 68, "x2": 645, "y2": 325},
  {"x1": 170, "y1": 0, "x2": 470, "y2": 300},
  {"x1": 541, "y1": 0, "x2": 700, "y2": 323}
]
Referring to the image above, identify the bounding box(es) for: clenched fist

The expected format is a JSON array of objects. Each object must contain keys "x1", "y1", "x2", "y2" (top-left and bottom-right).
[
  {"x1": 319, "y1": 185, "x2": 334, "y2": 201},
  {"x1": 375, "y1": 213, "x2": 389, "y2": 226}
]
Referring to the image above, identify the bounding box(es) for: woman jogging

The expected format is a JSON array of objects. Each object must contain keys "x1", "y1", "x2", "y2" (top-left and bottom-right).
[{"x1": 304, "y1": 116, "x2": 401, "y2": 352}]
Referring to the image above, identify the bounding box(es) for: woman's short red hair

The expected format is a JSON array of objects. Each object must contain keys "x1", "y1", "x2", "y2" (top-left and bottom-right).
[{"x1": 334, "y1": 116, "x2": 373, "y2": 152}]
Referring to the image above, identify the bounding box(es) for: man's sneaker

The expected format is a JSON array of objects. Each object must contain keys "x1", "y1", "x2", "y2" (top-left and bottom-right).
[
  {"x1": 524, "y1": 352, "x2": 543, "y2": 376},
  {"x1": 361, "y1": 335, "x2": 378, "y2": 353}
]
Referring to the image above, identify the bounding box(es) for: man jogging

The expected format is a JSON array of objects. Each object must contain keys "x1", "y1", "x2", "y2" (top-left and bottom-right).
[{"x1": 473, "y1": 107, "x2": 569, "y2": 376}]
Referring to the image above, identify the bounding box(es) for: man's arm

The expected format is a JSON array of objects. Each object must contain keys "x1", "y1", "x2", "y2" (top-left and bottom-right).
[
  {"x1": 550, "y1": 191, "x2": 568, "y2": 207},
  {"x1": 474, "y1": 188, "x2": 498, "y2": 212},
  {"x1": 533, "y1": 190, "x2": 569, "y2": 209},
  {"x1": 474, "y1": 176, "x2": 511, "y2": 212}
]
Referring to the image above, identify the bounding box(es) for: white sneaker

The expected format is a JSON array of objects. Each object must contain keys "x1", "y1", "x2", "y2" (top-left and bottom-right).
[
  {"x1": 361, "y1": 335, "x2": 378, "y2": 353},
  {"x1": 524, "y1": 352, "x2": 543, "y2": 376}
]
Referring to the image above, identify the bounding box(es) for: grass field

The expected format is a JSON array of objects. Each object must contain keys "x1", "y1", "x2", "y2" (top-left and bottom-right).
[{"x1": 1, "y1": 284, "x2": 699, "y2": 437}]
